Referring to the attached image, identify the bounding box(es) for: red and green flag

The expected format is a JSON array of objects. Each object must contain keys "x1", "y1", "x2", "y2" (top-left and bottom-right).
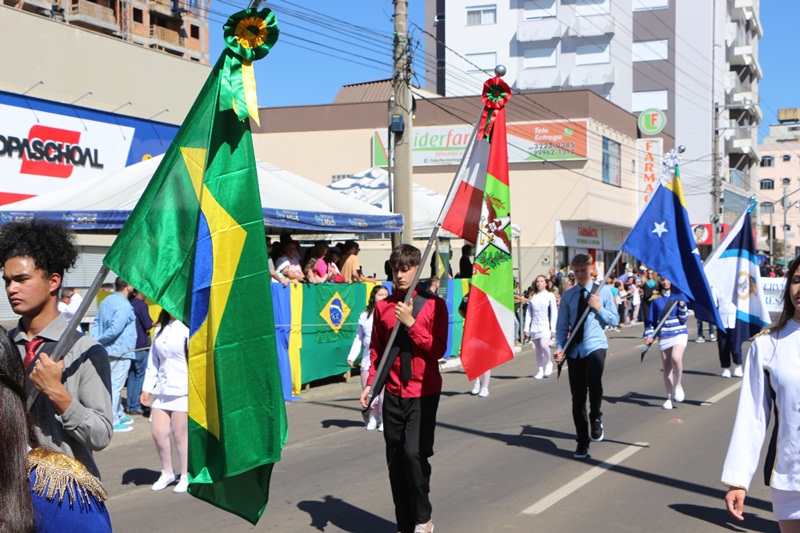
[
  {"x1": 441, "y1": 77, "x2": 515, "y2": 380},
  {"x1": 103, "y1": 8, "x2": 287, "y2": 524}
]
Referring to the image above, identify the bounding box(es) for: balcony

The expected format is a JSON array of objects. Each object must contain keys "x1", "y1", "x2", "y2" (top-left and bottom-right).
[
  {"x1": 150, "y1": 25, "x2": 183, "y2": 48},
  {"x1": 516, "y1": 67, "x2": 562, "y2": 90},
  {"x1": 148, "y1": 0, "x2": 173, "y2": 16},
  {"x1": 517, "y1": 18, "x2": 563, "y2": 42},
  {"x1": 68, "y1": 0, "x2": 118, "y2": 32},
  {"x1": 568, "y1": 15, "x2": 615, "y2": 38},
  {"x1": 567, "y1": 64, "x2": 614, "y2": 87},
  {"x1": 725, "y1": 72, "x2": 754, "y2": 106},
  {"x1": 726, "y1": 131, "x2": 759, "y2": 160},
  {"x1": 731, "y1": 0, "x2": 763, "y2": 36},
  {"x1": 728, "y1": 168, "x2": 747, "y2": 188}
]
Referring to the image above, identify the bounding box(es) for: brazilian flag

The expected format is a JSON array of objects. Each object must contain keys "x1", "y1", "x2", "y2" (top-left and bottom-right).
[
  {"x1": 103, "y1": 8, "x2": 286, "y2": 524},
  {"x1": 299, "y1": 284, "x2": 366, "y2": 383}
]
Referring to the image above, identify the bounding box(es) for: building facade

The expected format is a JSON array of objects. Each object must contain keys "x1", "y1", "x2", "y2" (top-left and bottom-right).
[
  {"x1": 252, "y1": 85, "x2": 673, "y2": 284},
  {"x1": 423, "y1": 0, "x2": 761, "y2": 247},
  {"x1": 5, "y1": 0, "x2": 209, "y2": 63},
  {"x1": 757, "y1": 112, "x2": 800, "y2": 265}
]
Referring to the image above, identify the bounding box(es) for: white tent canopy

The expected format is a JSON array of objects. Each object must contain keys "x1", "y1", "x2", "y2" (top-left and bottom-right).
[
  {"x1": 0, "y1": 156, "x2": 403, "y2": 234},
  {"x1": 329, "y1": 167, "x2": 520, "y2": 239}
]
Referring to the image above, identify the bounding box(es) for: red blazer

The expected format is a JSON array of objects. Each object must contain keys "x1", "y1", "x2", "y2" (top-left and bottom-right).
[{"x1": 367, "y1": 290, "x2": 448, "y2": 397}]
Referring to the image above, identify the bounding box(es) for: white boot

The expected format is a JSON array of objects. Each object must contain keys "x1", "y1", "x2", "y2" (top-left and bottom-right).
[{"x1": 470, "y1": 379, "x2": 481, "y2": 395}]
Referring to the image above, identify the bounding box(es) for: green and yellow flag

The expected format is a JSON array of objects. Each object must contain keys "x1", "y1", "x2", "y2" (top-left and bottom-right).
[{"x1": 103, "y1": 8, "x2": 286, "y2": 524}]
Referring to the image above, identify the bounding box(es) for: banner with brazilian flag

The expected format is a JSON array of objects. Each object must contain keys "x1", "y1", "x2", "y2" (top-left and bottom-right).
[{"x1": 103, "y1": 8, "x2": 286, "y2": 524}]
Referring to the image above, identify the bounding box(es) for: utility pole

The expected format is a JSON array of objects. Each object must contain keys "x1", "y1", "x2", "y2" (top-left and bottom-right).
[
  {"x1": 392, "y1": 0, "x2": 413, "y2": 246},
  {"x1": 711, "y1": 103, "x2": 721, "y2": 248}
]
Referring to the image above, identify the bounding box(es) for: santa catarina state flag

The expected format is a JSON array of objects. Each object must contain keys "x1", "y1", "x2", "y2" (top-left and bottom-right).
[{"x1": 441, "y1": 77, "x2": 515, "y2": 380}]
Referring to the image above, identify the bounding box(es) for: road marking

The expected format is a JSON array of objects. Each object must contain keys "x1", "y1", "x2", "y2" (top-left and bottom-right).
[
  {"x1": 702, "y1": 381, "x2": 742, "y2": 405},
  {"x1": 521, "y1": 442, "x2": 649, "y2": 515}
]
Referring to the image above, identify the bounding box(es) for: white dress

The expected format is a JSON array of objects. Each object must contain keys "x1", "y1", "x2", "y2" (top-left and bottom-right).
[
  {"x1": 525, "y1": 291, "x2": 558, "y2": 340},
  {"x1": 143, "y1": 320, "x2": 190, "y2": 412},
  {"x1": 347, "y1": 311, "x2": 374, "y2": 372},
  {"x1": 722, "y1": 320, "x2": 800, "y2": 519}
]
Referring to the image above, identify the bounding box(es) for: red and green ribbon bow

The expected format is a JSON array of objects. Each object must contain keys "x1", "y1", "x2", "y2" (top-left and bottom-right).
[{"x1": 479, "y1": 77, "x2": 511, "y2": 140}]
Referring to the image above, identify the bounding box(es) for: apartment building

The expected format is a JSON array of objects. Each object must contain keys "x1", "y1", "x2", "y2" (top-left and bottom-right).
[
  {"x1": 5, "y1": 0, "x2": 209, "y2": 62},
  {"x1": 757, "y1": 110, "x2": 800, "y2": 264},
  {"x1": 424, "y1": 0, "x2": 761, "y2": 245}
]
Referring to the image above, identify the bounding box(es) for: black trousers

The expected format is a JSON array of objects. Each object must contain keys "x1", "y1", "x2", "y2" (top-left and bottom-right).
[
  {"x1": 567, "y1": 349, "x2": 606, "y2": 446},
  {"x1": 382, "y1": 391, "x2": 440, "y2": 533},
  {"x1": 717, "y1": 327, "x2": 742, "y2": 367}
]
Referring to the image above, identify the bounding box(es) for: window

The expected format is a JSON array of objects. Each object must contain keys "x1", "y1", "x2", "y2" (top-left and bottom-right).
[
  {"x1": 632, "y1": 90, "x2": 668, "y2": 112},
  {"x1": 632, "y1": 40, "x2": 669, "y2": 62},
  {"x1": 761, "y1": 156, "x2": 774, "y2": 167},
  {"x1": 633, "y1": 0, "x2": 669, "y2": 11},
  {"x1": 602, "y1": 137, "x2": 621, "y2": 186},
  {"x1": 575, "y1": 42, "x2": 610, "y2": 65},
  {"x1": 760, "y1": 179, "x2": 775, "y2": 190},
  {"x1": 523, "y1": 43, "x2": 557, "y2": 68},
  {"x1": 575, "y1": 0, "x2": 610, "y2": 16},
  {"x1": 465, "y1": 52, "x2": 497, "y2": 72},
  {"x1": 190, "y1": 24, "x2": 199, "y2": 39},
  {"x1": 783, "y1": 154, "x2": 792, "y2": 162},
  {"x1": 524, "y1": 0, "x2": 556, "y2": 19},
  {"x1": 466, "y1": 5, "x2": 496, "y2": 26},
  {"x1": 132, "y1": 7, "x2": 143, "y2": 23}
]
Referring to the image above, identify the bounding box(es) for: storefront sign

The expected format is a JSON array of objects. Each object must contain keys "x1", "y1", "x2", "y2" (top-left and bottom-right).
[
  {"x1": 372, "y1": 120, "x2": 588, "y2": 167},
  {"x1": 638, "y1": 109, "x2": 667, "y2": 136},
  {"x1": 636, "y1": 138, "x2": 663, "y2": 211},
  {"x1": 0, "y1": 91, "x2": 178, "y2": 205}
]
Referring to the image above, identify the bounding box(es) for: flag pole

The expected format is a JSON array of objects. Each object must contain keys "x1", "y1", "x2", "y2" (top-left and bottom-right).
[
  {"x1": 556, "y1": 145, "x2": 687, "y2": 378},
  {"x1": 365, "y1": 116, "x2": 483, "y2": 410},
  {"x1": 640, "y1": 300, "x2": 678, "y2": 362}
]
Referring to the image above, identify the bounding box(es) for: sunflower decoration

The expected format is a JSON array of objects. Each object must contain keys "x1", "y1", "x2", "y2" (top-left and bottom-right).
[
  {"x1": 220, "y1": 7, "x2": 280, "y2": 124},
  {"x1": 479, "y1": 77, "x2": 511, "y2": 140}
]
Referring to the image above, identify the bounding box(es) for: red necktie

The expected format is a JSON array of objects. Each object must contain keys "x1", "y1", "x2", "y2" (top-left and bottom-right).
[{"x1": 23, "y1": 337, "x2": 45, "y2": 370}]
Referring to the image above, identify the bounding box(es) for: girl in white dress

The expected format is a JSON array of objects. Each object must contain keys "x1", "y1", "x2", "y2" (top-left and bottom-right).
[
  {"x1": 140, "y1": 311, "x2": 190, "y2": 493},
  {"x1": 723, "y1": 256, "x2": 800, "y2": 529},
  {"x1": 347, "y1": 285, "x2": 389, "y2": 430},
  {"x1": 525, "y1": 276, "x2": 558, "y2": 379}
]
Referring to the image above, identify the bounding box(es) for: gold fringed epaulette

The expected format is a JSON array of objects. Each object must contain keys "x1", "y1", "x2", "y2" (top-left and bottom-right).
[
  {"x1": 750, "y1": 326, "x2": 774, "y2": 341},
  {"x1": 27, "y1": 447, "x2": 108, "y2": 505}
]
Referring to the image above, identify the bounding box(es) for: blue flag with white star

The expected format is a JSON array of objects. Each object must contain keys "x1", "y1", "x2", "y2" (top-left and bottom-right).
[{"x1": 621, "y1": 164, "x2": 724, "y2": 331}]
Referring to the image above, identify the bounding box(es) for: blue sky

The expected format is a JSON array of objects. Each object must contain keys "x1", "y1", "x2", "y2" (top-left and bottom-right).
[{"x1": 208, "y1": 0, "x2": 796, "y2": 131}]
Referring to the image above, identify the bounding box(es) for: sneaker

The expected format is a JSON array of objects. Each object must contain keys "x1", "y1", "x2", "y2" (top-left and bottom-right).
[
  {"x1": 533, "y1": 369, "x2": 544, "y2": 380},
  {"x1": 733, "y1": 365, "x2": 743, "y2": 378},
  {"x1": 721, "y1": 368, "x2": 732, "y2": 378},
  {"x1": 673, "y1": 386, "x2": 685, "y2": 403},
  {"x1": 662, "y1": 399, "x2": 674, "y2": 410},
  {"x1": 413, "y1": 520, "x2": 434, "y2": 533},
  {"x1": 544, "y1": 362, "x2": 553, "y2": 377},
  {"x1": 151, "y1": 471, "x2": 176, "y2": 491},
  {"x1": 113, "y1": 422, "x2": 133, "y2": 433},
  {"x1": 574, "y1": 443, "x2": 590, "y2": 459},
  {"x1": 120, "y1": 416, "x2": 134, "y2": 426},
  {"x1": 378, "y1": 421, "x2": 384, "y2": 432},
  {"x1": 366, "y1": 416, "x2": 379, "y2": 431},
  {"x1": 470, "y1": 380, "x2": 481, "y2": 395},
  {"x1": 479, "y1": 388, "x2": 489, "y2": 398},
  {"x1": 173, "y1": 475, "x2": 189, "y2": 493},
  {"x1": 709, "y1": 334, "x2": 717, "y2": 342},
  {"x1": 695, "y1": 336, "x2": 706, "y2": 344},
  {"x1": 590, "y1": 418, "x2": 604, "y2": 442}
]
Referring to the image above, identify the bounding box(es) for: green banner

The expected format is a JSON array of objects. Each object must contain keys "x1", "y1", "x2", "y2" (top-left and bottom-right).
[{"x1": 301, "y1": 284, "x2": 366, "y2": 383}]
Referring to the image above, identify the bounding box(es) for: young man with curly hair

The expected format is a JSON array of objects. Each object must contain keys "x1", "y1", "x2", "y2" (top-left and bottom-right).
[
  {"x1": 360, "y1": 244, "x2": 449, "y2": 533},
  {"x1": 0, "y1": 220, "x2": 112, "y2": 477}
]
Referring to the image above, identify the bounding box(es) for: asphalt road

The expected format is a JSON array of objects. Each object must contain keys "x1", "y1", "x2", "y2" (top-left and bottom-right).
[{"x1": 98, "y1": 320, "x2": 780, "y2": 532}]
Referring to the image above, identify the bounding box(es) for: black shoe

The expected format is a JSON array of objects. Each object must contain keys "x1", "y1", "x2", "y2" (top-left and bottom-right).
[
  {"x1": 590, "y1": 418, "x2": 604, "y2": 442},
  {"x1": 126, "y1": 409, "x2": 144, "y2": 416},
  {"x1": 574, "y1": 443, "x2": 590, "y2": 459}
]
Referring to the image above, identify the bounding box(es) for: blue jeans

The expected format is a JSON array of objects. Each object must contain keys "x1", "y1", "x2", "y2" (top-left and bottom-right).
[
  {"x1": 126, "y1": 349, "x2": 148, "y2": 413},
  {"x1": 109, "y1": 357, "x2": 132, "y2": 425},
  {"x1": 697, "y1": 321, "x2": 716, "y2": 338}
]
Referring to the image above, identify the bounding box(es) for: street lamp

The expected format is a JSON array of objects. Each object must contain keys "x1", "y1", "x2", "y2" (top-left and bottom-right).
[{"x1": 761, "y1": 201, "x2": 774, "y2": 261}]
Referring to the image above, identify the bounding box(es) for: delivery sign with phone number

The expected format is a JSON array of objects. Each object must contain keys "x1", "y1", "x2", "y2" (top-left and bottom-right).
[{"x1": 507, "y1": 120, "x2": 588, "y2": 162}]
